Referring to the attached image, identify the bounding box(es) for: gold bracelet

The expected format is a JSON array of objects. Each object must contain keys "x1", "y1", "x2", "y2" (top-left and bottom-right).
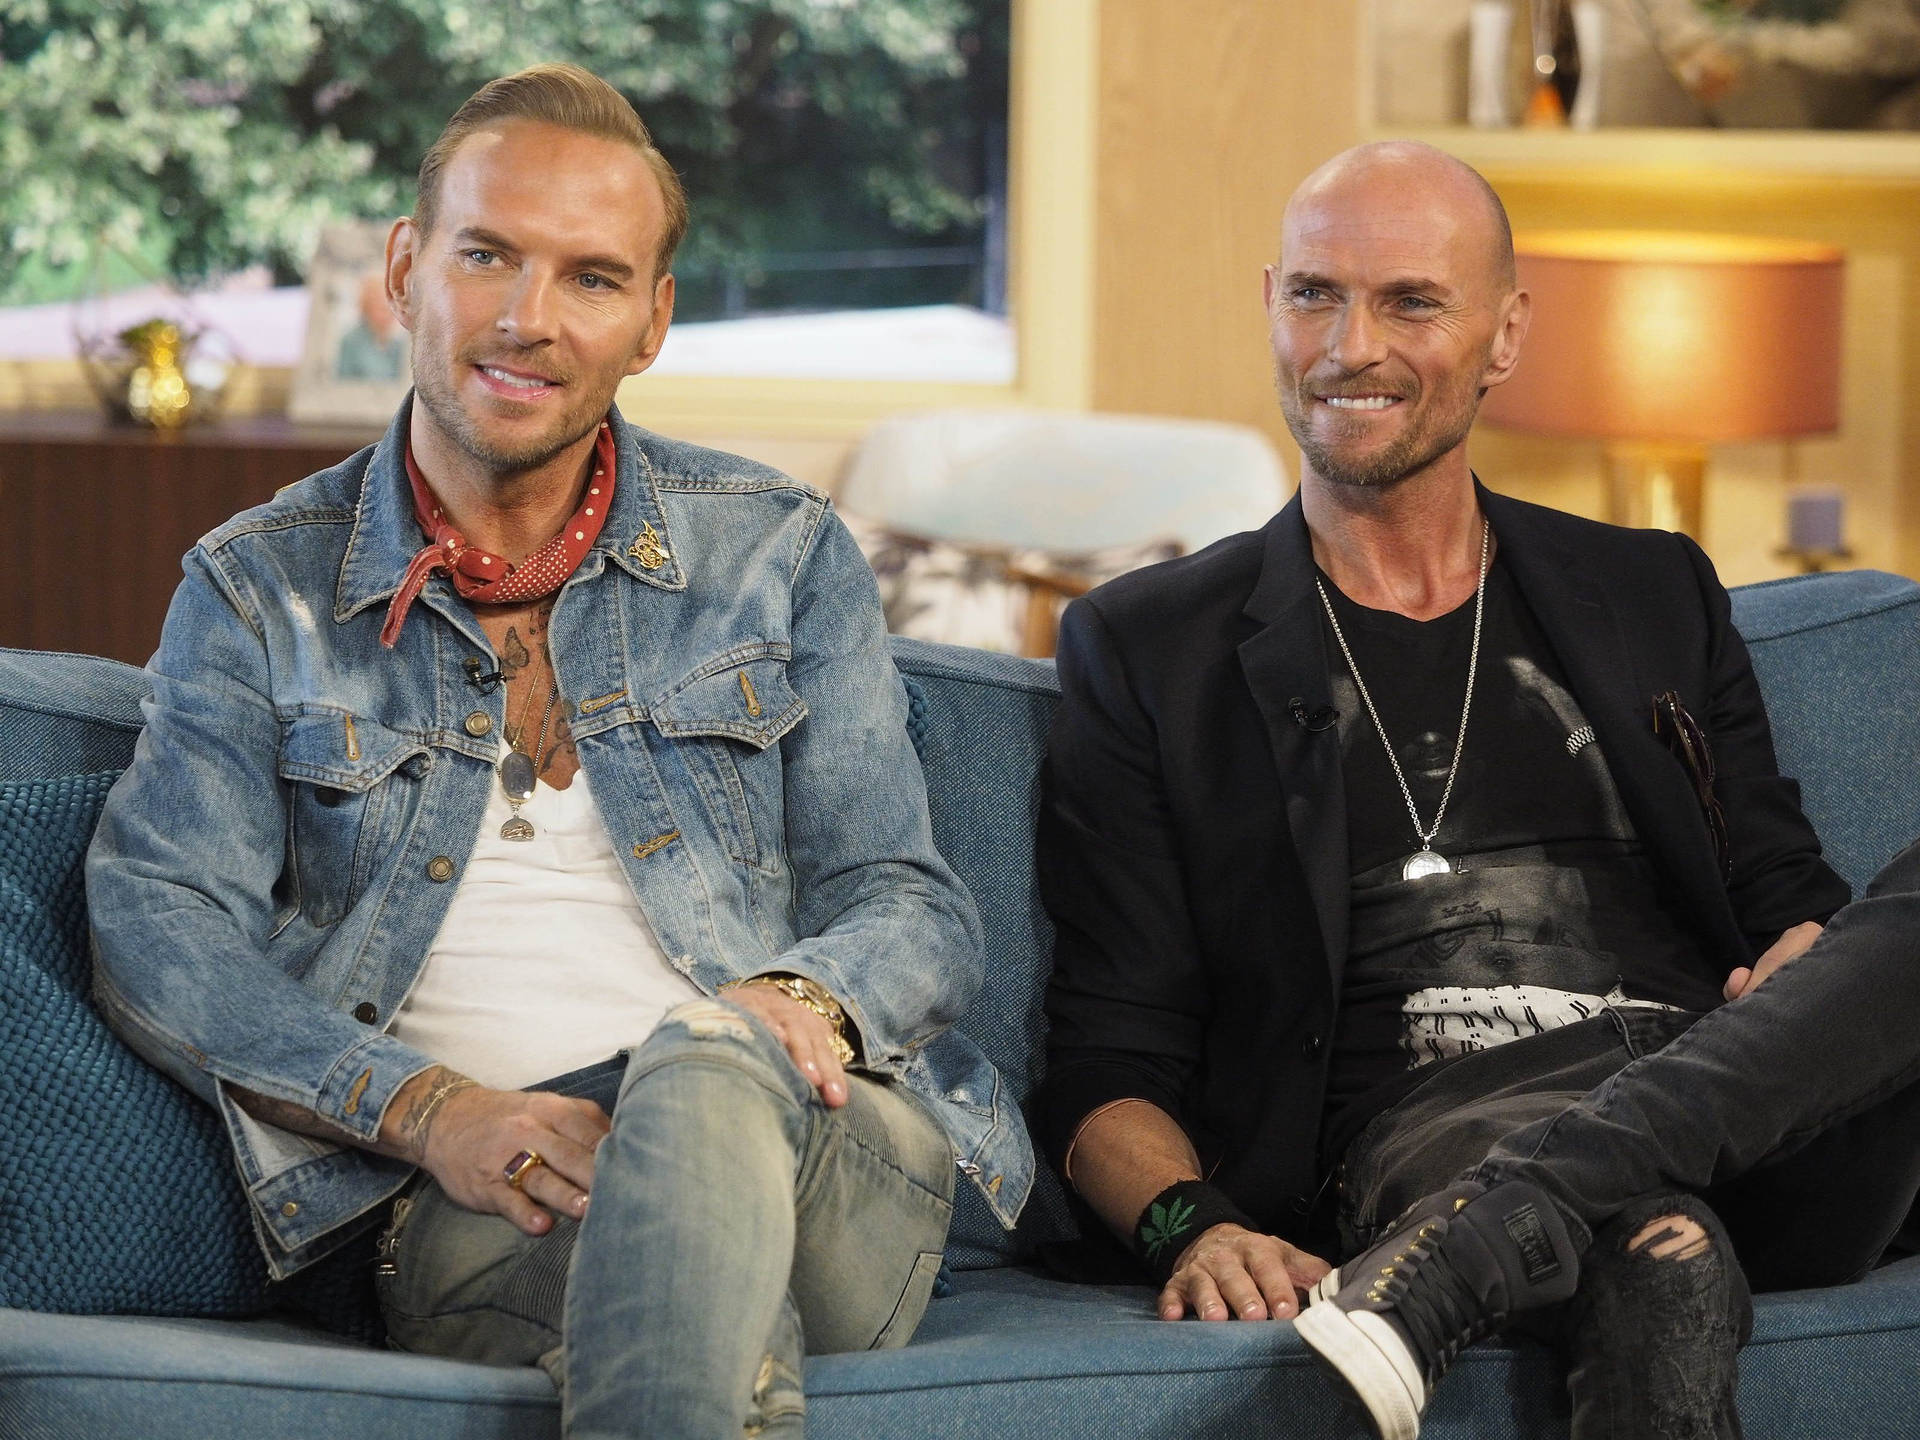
[{"x1": 734, "y1": 974, "x2": 857, "y2": 1067}]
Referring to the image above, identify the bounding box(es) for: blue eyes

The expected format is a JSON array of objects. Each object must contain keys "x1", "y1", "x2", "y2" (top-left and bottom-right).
[{"x1": 460, "y1": 251, "x2": 614, "y2": 291}]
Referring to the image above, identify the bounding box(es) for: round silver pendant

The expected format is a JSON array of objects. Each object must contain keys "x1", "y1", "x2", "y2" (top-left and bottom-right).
[
  {"x1": 498, "y1": 749, "x2": 538, "y2": 803},
  {"x1": 500, "y1": 815, "x2": 536, "y2": 842},
  {"x1": 1402, "y1": 849, "x2": 1452, "y2": 881}
]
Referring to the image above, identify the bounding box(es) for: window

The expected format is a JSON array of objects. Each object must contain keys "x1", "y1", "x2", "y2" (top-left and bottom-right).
[{"x1": 0, "y1": 0, "x2": 1097, "y2": 423}]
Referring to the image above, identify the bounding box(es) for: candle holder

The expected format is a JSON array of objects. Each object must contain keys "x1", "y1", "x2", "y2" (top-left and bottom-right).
[
  {"x1": 1775, "y1": 546, "x2": 1854, "y2": 573},
  {"x1": 1778, "y1": 485, "x2": 1852, "y2": 573}
]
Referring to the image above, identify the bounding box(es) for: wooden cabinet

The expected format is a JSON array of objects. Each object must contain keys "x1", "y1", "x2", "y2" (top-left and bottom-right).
[{"x1": 0, "y1": 412, "x2": 380, "y2": 665}]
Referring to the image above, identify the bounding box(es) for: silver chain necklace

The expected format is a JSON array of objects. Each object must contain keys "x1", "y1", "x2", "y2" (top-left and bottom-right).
[{"x1": 1314, "y1": 517, "x2": 1490, "y2": 881}]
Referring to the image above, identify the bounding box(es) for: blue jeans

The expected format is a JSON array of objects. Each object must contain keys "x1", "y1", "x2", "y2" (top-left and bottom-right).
[{"x1": 375, "y1": 999, "x2": 955, "y2": 1439}]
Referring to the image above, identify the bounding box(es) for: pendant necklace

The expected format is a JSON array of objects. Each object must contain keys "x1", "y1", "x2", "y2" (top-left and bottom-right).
[
  {"x1": 497, "y1": 677, "x2": 560, "y2": 842},
  {"x1": 1315, "y1": 517, "x2": 1490, "y2": 882}
]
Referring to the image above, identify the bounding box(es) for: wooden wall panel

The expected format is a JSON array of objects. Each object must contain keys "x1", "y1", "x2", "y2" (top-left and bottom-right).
[
  {"x1": 0, "y1": 414, "x2": 377, "y2": 665},
  {"x1": 1092, "y1": 0, "x2": 1363, "y2": 460}
]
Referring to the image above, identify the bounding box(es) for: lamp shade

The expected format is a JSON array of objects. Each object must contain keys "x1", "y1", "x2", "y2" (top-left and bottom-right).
[{"x1": 1480, "y1": 231, "x2": 1844, "y2": 445}]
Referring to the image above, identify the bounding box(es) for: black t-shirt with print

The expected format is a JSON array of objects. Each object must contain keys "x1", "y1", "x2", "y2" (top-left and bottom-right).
[{"x1": 1317, "y1": 555, "x2": 1716, "y2": 1153}]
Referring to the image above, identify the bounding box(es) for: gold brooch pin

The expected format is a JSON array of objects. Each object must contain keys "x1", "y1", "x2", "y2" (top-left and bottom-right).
[{"x1": 627, "y1": 520, "x2": 670, "y2": 570}]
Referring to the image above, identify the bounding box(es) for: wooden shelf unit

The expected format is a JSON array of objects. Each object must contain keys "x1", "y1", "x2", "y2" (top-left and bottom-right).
[{"x1": 0, "y1": 411, "x2": 380, "y2": 666}]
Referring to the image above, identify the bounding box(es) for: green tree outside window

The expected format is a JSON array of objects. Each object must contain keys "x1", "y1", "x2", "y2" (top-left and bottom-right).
[{"x1": 0, "y1": 0, "x2": 1009, "y2": 320}]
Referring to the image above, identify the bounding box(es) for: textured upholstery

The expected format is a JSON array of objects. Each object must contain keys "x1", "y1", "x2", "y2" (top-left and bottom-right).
[
  {"x1": 0, "y1": 761, "x2": 382, "y2": 1337},
  {"x1": 1730, "y1": 570, "x2": 1920, "y2": 894},
  {"x1": 7, "y1": 1259, "x2": 1919, "y2": 1440},
  {"x1": 4, "y1": 568, "x2": 1920, "y2": 1440},
  {"x1": 0, "y1": 770, "x2": 264, "y2": 1317}
]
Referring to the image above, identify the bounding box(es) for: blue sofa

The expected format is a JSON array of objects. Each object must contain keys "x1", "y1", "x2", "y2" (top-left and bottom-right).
[{"x1": 4, "y1": 568, "x2": 1920, "y2": 1440}]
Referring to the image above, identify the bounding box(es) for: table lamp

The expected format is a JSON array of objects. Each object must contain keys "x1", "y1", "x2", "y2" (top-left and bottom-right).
[{"x1": 1479, "y1": 231, "x2": 1844, "y2": 536}]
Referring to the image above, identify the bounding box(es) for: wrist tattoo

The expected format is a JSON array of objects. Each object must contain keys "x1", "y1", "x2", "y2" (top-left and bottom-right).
[
  {"x1": 396, "y1": 1067, "x2": 479, "y2": 1164},
  {"x1": 230, "y1": 1085, "x2": 359, "y2": 1145}
]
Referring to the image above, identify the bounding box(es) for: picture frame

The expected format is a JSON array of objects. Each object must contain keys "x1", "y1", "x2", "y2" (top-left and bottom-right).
[{"x1": 287, "y1": 220, "x2": 411, "y2": 425}]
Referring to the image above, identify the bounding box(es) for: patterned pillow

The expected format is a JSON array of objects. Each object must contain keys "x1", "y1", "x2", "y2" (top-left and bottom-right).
[
  {"x1": 841, "y1": 511, "x2": 1181, "y2": 658},
  {"x1": 0, "y1": 771, "x2": 379, "y2": 1337}
]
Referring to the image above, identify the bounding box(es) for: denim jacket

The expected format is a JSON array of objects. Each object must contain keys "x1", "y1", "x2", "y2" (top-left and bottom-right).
[{"x1": 87, "y1": 401, "x2": 1033, "y2": 1278}]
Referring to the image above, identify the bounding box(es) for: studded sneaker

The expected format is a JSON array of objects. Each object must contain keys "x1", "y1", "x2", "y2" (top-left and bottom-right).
[{"x1": 1294, "y1": 1180, "x2": 1581, "y2": 1440}]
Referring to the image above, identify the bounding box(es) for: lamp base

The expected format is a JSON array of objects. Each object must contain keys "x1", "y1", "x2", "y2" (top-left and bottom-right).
[{"x1": 1604, "y1": 443, "x2": 1705, "y2": 536}]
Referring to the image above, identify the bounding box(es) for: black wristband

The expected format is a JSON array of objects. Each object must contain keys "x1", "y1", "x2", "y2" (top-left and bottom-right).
[{"x1": 1132, "y1": 1180, "x2": 1257, "y2": 1284}]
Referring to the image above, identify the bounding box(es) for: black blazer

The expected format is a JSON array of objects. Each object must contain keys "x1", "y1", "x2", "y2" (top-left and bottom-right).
[{"x1": 1035, "y1": 486, "x2": 1850, "y2": 1240}]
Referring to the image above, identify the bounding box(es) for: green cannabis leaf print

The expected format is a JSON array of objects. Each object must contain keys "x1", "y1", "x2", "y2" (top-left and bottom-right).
[{"x1": 1139, "y1": 1196, "x2": 1197, "y2": 1260}]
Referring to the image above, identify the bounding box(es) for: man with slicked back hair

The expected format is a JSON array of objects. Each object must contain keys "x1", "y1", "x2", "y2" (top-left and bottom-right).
[{"x1": 89, "y1": 64, "x2": 1031, "y2": 1439}]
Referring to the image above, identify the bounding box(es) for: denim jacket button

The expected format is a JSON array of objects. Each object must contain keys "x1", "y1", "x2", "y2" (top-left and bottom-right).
[
  {"x1": 463, "y1": 711, "x2": 492, "y2": 737},
  {"x1": 280, "y1": 1201, "x2": 300, "y2": 1218},
  {"x1": 426, "y1": 856, "x2": 456, "y2": 882},
  {"x1": 353, "y1": 1002, "x2": 378, "y2": 1024}
]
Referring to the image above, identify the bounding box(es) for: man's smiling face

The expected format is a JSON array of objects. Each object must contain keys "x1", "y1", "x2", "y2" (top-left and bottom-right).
[
  {"x1": 391, "y1": 117, "x2": 673, "y2": 478},
  {"x1": 1264, "y1": 150, "x2": 1525, "y2": 492}
]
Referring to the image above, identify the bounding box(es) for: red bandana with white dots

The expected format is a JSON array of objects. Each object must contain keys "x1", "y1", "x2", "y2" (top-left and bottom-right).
[{"x1": 379, "y1": 421, "x2": 618, "y2": 648}]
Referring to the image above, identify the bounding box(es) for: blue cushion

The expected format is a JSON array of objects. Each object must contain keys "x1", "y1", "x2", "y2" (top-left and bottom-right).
[
  {"x1": 888, "y1": 640, "x2": 1076, "y2": 1266},
  {"x1": 9, "y1": 1260, "x2": 1919, "y2": 1440},
  {"x1": 0, "y1": 771, "x2": 263, "y2": 1317},
  {"x1": 0, "y1": 767, "x2": 379, "y2": 1336}
]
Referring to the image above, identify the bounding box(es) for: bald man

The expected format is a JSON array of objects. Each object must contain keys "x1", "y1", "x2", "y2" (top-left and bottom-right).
[{"x1": 1035, "y1": 142, "x2": 1920, "y2": 1439}]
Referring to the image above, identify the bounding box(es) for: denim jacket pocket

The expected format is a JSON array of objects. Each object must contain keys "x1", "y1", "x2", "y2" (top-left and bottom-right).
[
  {"x1": 648, "y1": 646, "x2": 807, "y2": 874},
  {"x1": 277, "y1": 710, "x2": 427, "y2": 927}
]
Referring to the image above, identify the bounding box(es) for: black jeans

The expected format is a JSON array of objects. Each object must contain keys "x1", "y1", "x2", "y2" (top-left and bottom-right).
[
  {"x1": 1339, "y1": 1014, "x2": 1763, "y2": 1439},
  {"x1": 1336, "y1": 838, "x2": 1920, "y2": 1437}
]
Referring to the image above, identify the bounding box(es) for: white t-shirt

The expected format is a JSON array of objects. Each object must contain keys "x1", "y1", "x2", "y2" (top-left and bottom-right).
[{"x1": 391, "y1": 751, "x2": 702, "y2": 1090}]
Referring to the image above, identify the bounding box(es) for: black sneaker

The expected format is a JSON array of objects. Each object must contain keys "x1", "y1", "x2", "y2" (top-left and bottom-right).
[{"x1": 1295, "y1": 1181, "x2": 1580, "y2": 1440}]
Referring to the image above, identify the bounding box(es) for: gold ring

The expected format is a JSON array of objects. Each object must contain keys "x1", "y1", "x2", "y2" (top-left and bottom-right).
[{"x1": 503, "y1": 1149, "x2": 545, "y2": 1189}]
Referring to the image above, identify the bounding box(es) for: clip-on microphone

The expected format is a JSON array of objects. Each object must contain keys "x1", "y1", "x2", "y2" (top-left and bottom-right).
[{"x1": 463, "y1": 658, "x2": 506, "y2": 694}]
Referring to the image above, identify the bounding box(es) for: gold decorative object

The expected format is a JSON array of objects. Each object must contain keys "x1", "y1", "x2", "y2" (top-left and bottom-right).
[
  {"x1": 79, "y1": 316, "x2": 232, "y2": 430},
  {"x1": 123, "y1": 321, "x2": 191, "y2": 428},
  {"x1": 627, "y1": 520, "x2": 671, "y2": 570},
  {"x1": 71, "y1": 242, "x2": 238, "y2": 430}
]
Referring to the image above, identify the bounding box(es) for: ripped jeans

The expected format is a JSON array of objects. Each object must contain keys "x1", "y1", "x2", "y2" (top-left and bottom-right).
[{"x1": 375, "y1": 998, "x2": 955, "y2": 1440}]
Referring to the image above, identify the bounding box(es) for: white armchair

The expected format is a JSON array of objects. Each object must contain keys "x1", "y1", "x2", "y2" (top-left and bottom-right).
[
  {"x1": 836, "y1": 409, "x2": 1290, "y2": 656},
  {"x1": 839, "y1": 408, "x2": 1289, "y2": 554}
]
